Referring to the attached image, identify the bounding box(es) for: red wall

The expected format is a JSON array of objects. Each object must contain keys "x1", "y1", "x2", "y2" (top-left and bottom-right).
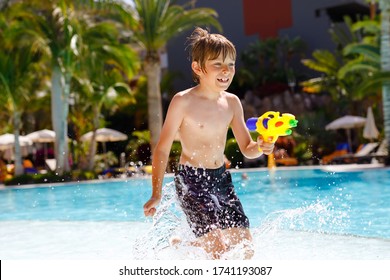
[{"x1": 243, "y1": 0, "x2": 293, "y2": 39}]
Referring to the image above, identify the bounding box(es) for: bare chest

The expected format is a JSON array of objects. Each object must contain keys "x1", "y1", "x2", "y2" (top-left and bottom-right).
[{"x1": 182, "y1": 99, "x2": 233, "y2": 133}]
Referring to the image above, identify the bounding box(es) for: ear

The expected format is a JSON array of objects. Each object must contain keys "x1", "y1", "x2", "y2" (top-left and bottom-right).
[{"x1": 191, "y1": 61, "x2": 202, "y2": 75}]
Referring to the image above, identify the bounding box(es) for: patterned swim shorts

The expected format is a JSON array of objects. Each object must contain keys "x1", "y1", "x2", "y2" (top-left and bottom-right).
[{"x1": 174, "y1": 164, "x2": 250, "y2": 237}]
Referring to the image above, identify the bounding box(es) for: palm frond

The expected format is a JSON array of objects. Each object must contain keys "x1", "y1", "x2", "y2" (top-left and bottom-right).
[
  {"x1": 133, "y1": 0, "x2": 220, "y2": 52},
  {"x1": 343, "y1": 43, "x2": 380, "y2": 61},
  {"x1": 301, "y1": 49, "x2": 340, "y2": 75},
  {"x1": 356, "y1": 71, "x2": 390, "y2": 97},
  {"x1": 338, "y1": 58, "x2": 380, "y2": 79}
]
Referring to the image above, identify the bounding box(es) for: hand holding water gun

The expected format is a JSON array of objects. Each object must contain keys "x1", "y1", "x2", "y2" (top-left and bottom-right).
[{"x1": 246, "y1": 111, "x2": 298, "y2": 144}]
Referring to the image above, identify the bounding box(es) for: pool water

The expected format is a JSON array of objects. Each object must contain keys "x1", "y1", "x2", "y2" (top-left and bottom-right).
[{"x1": 0, "y1": 167, "x2": 389, "y2": 259}]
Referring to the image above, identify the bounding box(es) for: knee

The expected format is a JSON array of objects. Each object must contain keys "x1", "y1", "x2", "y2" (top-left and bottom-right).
[
  {"x1": 243, "y1": 241, "x2": 255, "y2": 259},
  {"x1": 207, "y1": 238, "x2": 228, "y2": 259},
  {"x1": 200, "y1": 230, "x2": 228, "y2": 259}
]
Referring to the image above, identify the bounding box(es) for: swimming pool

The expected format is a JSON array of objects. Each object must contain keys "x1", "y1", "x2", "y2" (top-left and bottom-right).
[{"x1": 0, "y1": 166, "x2": 389, "y2": 259}]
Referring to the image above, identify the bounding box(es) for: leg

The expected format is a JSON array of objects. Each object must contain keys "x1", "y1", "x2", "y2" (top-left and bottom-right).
[
  {"x1": 191, "y1": 227, "x2": 253, "y2": 259},
  {"x1": 192, "y1": 229, "x2": 228, "y2": 259},
  {"x1": 221, "y1": 227, "x2": 254, "y2": 259}
]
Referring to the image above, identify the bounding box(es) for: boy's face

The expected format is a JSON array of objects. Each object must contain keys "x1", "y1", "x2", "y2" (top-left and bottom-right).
[{"x1": 193, "y1": 53, "x2": 236, "y2": 93}]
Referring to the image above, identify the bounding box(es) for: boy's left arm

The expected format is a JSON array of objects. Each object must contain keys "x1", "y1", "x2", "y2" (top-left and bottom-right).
[{"x1": 230, "y1": 96, "x2": 274, "y2": 158}]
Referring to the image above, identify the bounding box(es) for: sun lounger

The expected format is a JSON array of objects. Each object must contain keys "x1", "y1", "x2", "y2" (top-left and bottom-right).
[
  {"x1": 275, "y1": 157, "x2": 298, "y2": 166},
  {"x1": 370, "y1": 141, "x2": 388, "y2": 162},
  {"x1": 321, "y1": 142, "x2": 350, "y2": 164},
  {"x1": 45, "y1": 159, "x2": 57, "y2": 171},
  {"x1": 330, "y1": 141, "x2": 387, "y2": 164}
]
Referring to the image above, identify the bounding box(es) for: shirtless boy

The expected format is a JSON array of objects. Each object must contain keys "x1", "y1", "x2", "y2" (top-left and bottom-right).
[{"x1": 143, "y1": 27, "x2": 274, "y2": 259}]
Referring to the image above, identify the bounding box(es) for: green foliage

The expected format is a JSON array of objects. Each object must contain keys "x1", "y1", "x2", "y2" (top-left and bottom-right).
[
  {"x1": 170, "y1": 140, "x2": 182, "y2": 158},
  {"x1": 133, "y1": 0, "x2": 222, "y2": 52},
  {"x1": 293, "y1": 141, "x2": 313, "y2": 163},
  {"x1": 300, "y1": 15, "x2": 382, "y2": 111},
  {"x1": 4, "y1": 174, "x2": 35, "y2": 185},
  {"x1": 4, "y1": 170, "x2": 97, "y2": 186},
  {"x1": 302, "y1": 50, "x2": 340, "y2": 75},
  {"x1": 224, "y1": 138, "x2": 243, "y2": 168},
  {"x1": 126, "y1": 130, "x2": 152, "y2": 164},
  {"x1": 4, "y1": 172, "x2": 70, "y2": 186},
  {"x1": 70, "y1": 170, "x2": 97, "y2": 181},
  {"x1": 292, "y1": 109, "x2": 350, "y2": 165},
  {"x1": 236, "y1": 36, "x2": 306, "y2": 91},
  {"x1": 168, "y1": 140, "x2": 182, "y2": 172},
  {"x1": 93, "y1": 151, "x2": 119, "y2": 173}
]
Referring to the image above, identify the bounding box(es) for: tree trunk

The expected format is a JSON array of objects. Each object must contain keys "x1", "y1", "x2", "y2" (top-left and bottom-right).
[
  {"x1": 62, "y1": 73, "x2": 71, "y2": 172},
  {"x1": 380, "y1": 0, "x2": 390, "y2": 165},
  {"x1": 51, "y1": 65, "x2": 70, "y2": 174},
  {"x1": 370, "y1": 1, "x2": 377, "y2": 20},
  {"x1": 12, "y1": 111, "x2": 23, "y2": 176},
  {"x1": 145, "y1": 58, "x2": 163, "y2": 156},
  {"x1": 87, "y1": 107, "x2": 100, "y2": 171}
]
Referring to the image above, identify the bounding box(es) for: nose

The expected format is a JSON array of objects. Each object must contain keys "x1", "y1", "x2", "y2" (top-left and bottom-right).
[{"x1": 222, "y1": 65, "x2": 229, "y2": 73}]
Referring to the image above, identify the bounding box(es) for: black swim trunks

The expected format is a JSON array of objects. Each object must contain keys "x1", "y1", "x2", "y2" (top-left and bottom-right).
[{"x1": 174, "y1": 164, "x2": 250, "y2": 237}]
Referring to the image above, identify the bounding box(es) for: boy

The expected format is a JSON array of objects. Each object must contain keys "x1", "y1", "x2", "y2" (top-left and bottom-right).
[{"x1": 143, "y1": 27, "x2": 274, "y2": 259}]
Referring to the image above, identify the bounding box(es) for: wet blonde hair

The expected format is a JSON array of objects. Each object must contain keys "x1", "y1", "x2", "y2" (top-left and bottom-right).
[{"x1": 186, "y1": 27, "x2": 236, "y2": 83}]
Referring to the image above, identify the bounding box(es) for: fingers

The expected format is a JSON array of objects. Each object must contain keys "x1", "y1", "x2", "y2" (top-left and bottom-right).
[
  {"x1": 258, "y1": 135, "x2": 274, "y2": 143},
  {"x1": 258, "y1": 136, "x2": 275, "y2": 155},
  {"x1": 143, "y1": 198, "x2": 159, "y2": 217},
  {"x1": 144, "y1": 207, "x2": 156, "y2": 217}
]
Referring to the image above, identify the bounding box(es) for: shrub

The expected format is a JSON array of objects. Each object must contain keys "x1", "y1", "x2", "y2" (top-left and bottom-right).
[
  {"x1": 3, "y1": 171, "x2": 95, "y2": 186},
  {"x1": 225, "y1": 138, "x2": 243, "y2": 168}
]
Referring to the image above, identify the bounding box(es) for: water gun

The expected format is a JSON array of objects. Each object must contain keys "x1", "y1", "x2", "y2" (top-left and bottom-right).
[{"x1": 246, "y1": 111, "x2": 298, "y2": 143}]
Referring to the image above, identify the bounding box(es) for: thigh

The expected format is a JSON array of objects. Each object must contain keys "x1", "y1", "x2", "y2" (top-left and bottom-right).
[
  {"x1": 194, "y1": 228, "x2": 227, "y2": 259},
  {"x1": 221, "y1": 227, "x2": 254, "y2": 259},
  {"x1": 222, "y1": 227, "x2": 252, "y2": 245}
]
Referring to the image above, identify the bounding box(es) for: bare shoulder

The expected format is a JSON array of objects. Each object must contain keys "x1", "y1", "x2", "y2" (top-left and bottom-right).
[
  {"x1": 171, "y1": 87, "x2": 195, "y2": 103},
  {"x1": 225, "y1": 91, "x2": 242, "y2": 109},
  {"x1": 168, "y1": 89, "x2": 189, "y2": 108},
  {"x1": 225, "y1": 91, "x2": 240, "y2": 101}
]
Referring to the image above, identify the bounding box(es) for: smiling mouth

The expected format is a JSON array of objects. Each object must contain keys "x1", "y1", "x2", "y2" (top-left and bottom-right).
[{"x1": 217, "y1": 78, "x2": 229, "y2": 82}]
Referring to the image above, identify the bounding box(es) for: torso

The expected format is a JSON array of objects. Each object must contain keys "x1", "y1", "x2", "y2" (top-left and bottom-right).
[{"x1": 176, "y1": 87, "x2": 235, "y2": 169}]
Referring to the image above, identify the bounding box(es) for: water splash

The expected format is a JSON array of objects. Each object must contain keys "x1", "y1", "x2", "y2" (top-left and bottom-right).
[
  {"x1": 134, "y1": 183, "x2": 351, "y2": 260},
  {"x1": 133, "y1": 182, "x2": 207, "y2": 259},
  {"x1": 253, "y1": 200, "x2": 349, "y2": 237}
]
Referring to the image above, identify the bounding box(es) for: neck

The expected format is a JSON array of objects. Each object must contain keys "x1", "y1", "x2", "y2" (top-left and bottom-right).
[{"x1": 195, "y1": 84, "x2": 223, "y2": 100}]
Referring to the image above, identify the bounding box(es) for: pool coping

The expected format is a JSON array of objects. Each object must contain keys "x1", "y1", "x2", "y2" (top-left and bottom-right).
[{"x1": 1, "y1": 163, "x2": 389, "y2": 190}]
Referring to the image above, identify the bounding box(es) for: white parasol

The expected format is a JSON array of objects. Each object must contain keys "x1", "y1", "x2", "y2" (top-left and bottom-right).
[
  {"x1": 81, "y1": 128, "x2": 128, "y2": 168},
  {"x1": 81, "y1": 128, "x2": 128, "y2": 143},
  {"x1": 26, "y1": 129, "x2": 56, "y2": 143},
  {"x1": 363, "y1": 107, "x2": 379, "y2": 141},
  {"x1": 0, "y1": 133, "x2": 33, "y2": 161},
  {"x1": 0, "y1": 133, "x2": 33, "y2": 150},
  {"x1": 26, "y1": 129, "x2": 56, "y2": 160},
  {"x1": 326, "y1": 115, "x2": 366, "y2": 152}
]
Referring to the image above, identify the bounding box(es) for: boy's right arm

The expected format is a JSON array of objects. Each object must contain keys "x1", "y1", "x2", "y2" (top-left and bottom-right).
[
  {"x1": 143, "y1": 144, "x2": 169, "y2": 216},
  {"x1": 143, "y1": 94, "x2": 185, "y2": 217}
]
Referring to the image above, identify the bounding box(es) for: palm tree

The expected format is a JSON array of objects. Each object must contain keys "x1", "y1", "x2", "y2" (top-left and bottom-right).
[
  {"x1": 74, "y1": 19, "x2": 140, "y2": 170},
  {"x1": 130, "y1": 0, "x2": 221, "y2": 154},
  {"x1": 0, "y1": 3, "x2": 49, "y2": 175},
  {"x1": 300, "y1": 16, "x2": 372, "y2": 113},
  {"x1": 338, "y1": 1, "x2": 390, "y2": 163},
  {"x1": 25, "y1": 0, "x2": 130, "y2": 174},
  {"x1": 21, "y1": 0, "x2": 82, "y2": 174},
  {"x1": 337, "y1": 18, "x2": 382, "y2": 98}
]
